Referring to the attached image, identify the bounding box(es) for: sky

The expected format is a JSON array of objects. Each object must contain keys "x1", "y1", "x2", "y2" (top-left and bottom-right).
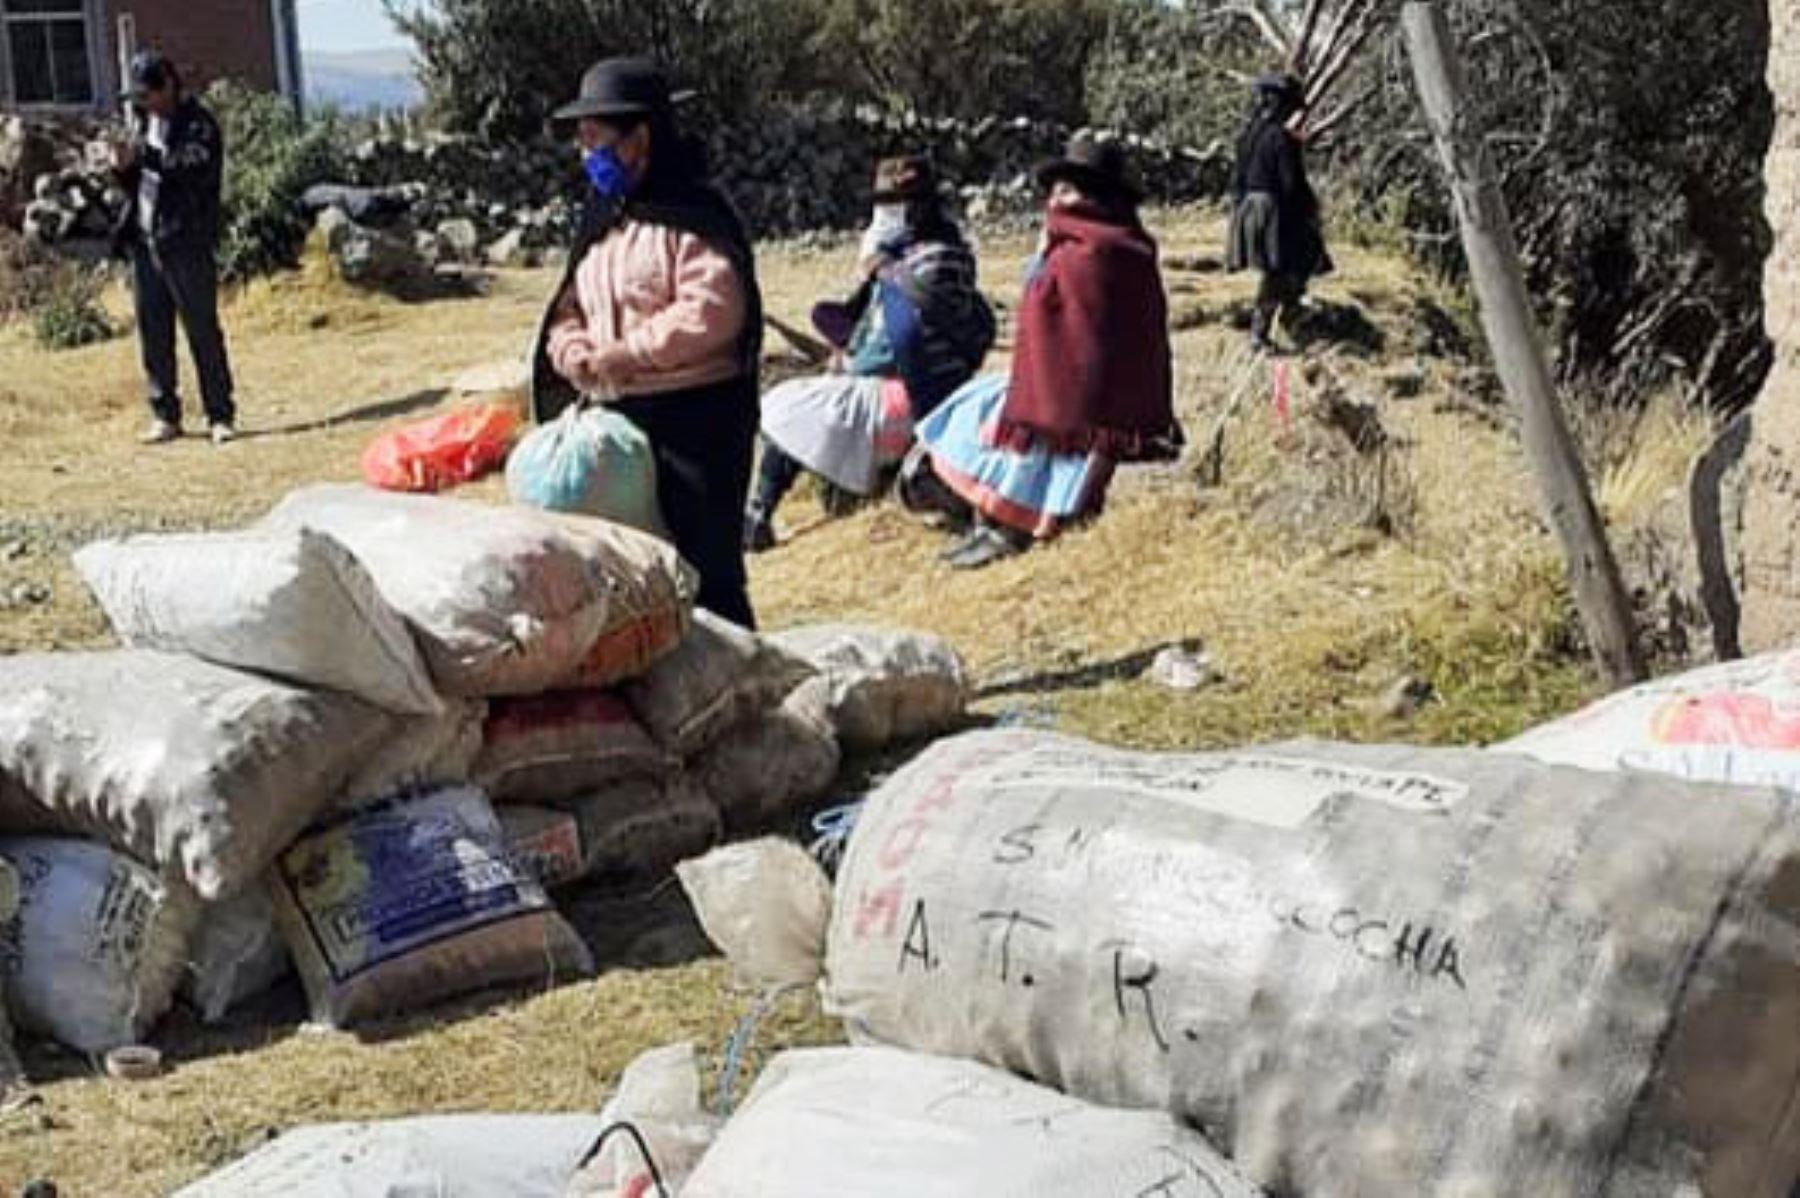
[{"x1": 297, "y1": 0, "x2": 410, "y2": 55}]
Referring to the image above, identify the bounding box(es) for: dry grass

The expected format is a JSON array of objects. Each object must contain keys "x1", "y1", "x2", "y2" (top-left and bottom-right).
[{"x1": 0, "y1": 208, "x2": 1697, "y2": 1193}]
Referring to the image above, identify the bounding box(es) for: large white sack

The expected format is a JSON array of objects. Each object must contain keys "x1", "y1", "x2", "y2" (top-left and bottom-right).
[
  {"x1": 825, "y1": 730, "x2": 1800, "y2": 1198},
  {"x1": 73, "y1": 528, "x2": 443, "y2": 716},
  {"x1": 270, "y1": 786, "x2": 593, "y2": 1027},
  {"x1": 0, "y1": 652, "x2": 396, "y2": 901},
  {"x1": 682, "y1": 1046, "x2": 1264, "y2": 1198},
  {"x1": 173, "y1": 1113, "x2": 603, "y2": 1198},
  {"x1": 622, "y1": 611, "x2": 815, "y2": 754},
  {"x1": 0, "y1": 838, "x2": 200, "y2": 1053},
  {"x1": 262, "y1": 485, "x2": 693, "y2": 697},
  {"x1": 1499, "y1": 647, "x2": 1800, "y2": 788},
  {"x1": 768, "y1": 624, "x2": 967, "y2": 749},
  {"x1": 182, "y1": 884, "x2": 293, "y2": 1024}
]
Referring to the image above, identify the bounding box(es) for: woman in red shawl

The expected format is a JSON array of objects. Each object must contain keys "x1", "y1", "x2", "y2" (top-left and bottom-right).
[{"x1": 903, "y1": 134, "x2": 1181, "y2": 569}]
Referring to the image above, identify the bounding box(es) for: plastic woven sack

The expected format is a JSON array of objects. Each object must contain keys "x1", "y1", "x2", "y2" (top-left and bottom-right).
[
  {"x1": 73, "y1": 527, "x2": 442, "y2": 716},
  {"x1": 692, "y1": 690, "x2": 840, "y2": 834},
  {"x1": 269, "y1": 787, "x2": 593, "y2": 1027},
  {"x1": 262, "y1": 486, "x2": 693, "y2": 697},
  {"x1": 1498, "y1": 647, "x2": 1800, "y2": 788},
  {"x1": 506, "y1": 405, "x2": 665, "y2": 536},
  {"x1": 623, "y1": 611, "x2": 815, "y2": 755},
  {"x1": 768, "y1": 624, "x2": 968, "y2": 749},
  {"x1": 183, "y1": 884, "x2": 293, "y2": 1024},
  {"x1": 0, "y1": 651, "x2": 397, "y2": 901},
  {"x1": 173, "y1": 1114, "x2": 603, "y2": 1198},
  {"x1": 682, "y1": 1047, "x2": 1264, "y2": 1198},
  {"x1": 361, "y1": 403, "x2": 520, "y2": 494},
  {"x1": 564, "y1": 774, "x2": 722, "y2": 888},
  {"x1": 825, "y1": 731, "x2": 1800, "y2": 1198},
  {"x1": 677, "y1": 838, "x2": 833, "y2": 990},
  {"x1": 0, "y1": 837, "x2": 200, "y2": 1053},
  {"x1": 473, "y1": 691, "x2": 668, "y2": 805}
]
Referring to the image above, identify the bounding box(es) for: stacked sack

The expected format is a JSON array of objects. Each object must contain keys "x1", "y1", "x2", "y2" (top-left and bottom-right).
[{"x1": 0, "y1": 483, "x2": 972, "y2": 1061}]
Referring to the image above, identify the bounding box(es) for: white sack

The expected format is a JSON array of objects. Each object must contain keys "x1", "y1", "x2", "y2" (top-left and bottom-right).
[
  {"x1": 677, "y1": 839, "x2": 832, "y2": 990},
  {"x1": 1499, "y1": 647, "x2": 1800, "y2": 788},
  {"x1": 173, "y1": 1113, "x2": 604, "y2": 1198},
  {"x1": 182, "y1": 884, "x2": 293, "y2": 1024},
  {"x1": 692, "y1": 690, "x2": 839, "y2": 833},
  {"x1": 0, "y1": 652, "x2": 395, "y2": 901},
  {"x1": 262, "y1": 485, "x2": 693, "y2": 696},
  {"x1": 0, "y1": 837, "x2": 200, "y2": 1053},
  {"x1": 565, "y1": 1043, "x2": 719, "y2": 1198},
  {"x1": 270, "y1": 786, "x2": 593, "y2": 1027},
  {"x1": 682, "y1": 1046, "x2": 1264, "y2": 1198},
  {"x1": 768, "y1": 624, "x2": 967, "y2": 749},
  {"x1": 826, "y1": 730, "x2": 1800, "y2": 1198},
  {"x1": 342, "y1": 698, "x2": 487, "y2": 809},
  {"x1": 74, "y1": 528, "x2": 443, "y2": 716},
  {"x1": 623, "y1": 611, "x2": 814, "y2": 754}
]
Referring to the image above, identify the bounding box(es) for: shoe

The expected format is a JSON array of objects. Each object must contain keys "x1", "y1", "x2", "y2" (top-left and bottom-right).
[
  {"x1": 139, "y1": 419, "x2": 181, "y2": 445},
  {"x1": 743, "y1": 510, "x2": 776, "y2": 554},
  {"x1": 949, "y1": 527, "x2": 1026, "y2": 571},
  {"x1": 209, "y1": 422, "x2": 237, "y2": 445}
]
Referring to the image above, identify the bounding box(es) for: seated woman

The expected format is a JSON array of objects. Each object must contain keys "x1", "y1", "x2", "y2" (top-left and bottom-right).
[
  {"x1": 530, "y1": 58, "x2": 762, "y2": 629},
  {"x1": 744, "y1": 155, "x2": 994, "y2": 552},
  {"x1": 904, "y1": 135, "x2": 1182, "y2": 570}
]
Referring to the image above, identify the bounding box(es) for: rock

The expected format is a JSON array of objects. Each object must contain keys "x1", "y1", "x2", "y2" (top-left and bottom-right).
[
  {"x1": 1, "y1": 540, "x2": 28, "y2": 562},
  {"x1": 485, "y1": 228, "x2": 537, "y2": 268},
  {"x1": 1145, "y1": 646, "x2": 1222, "y2": 692},
  {"x1": 435, "y1": 217, "x2": 480, "y2": 263},
  {"x1": 316, "y1": 209, "x2": 432, "y2": 289},
  {"x1": 1378, "y1": 675, "x2": 1435, "y2": 720},
  {"x1": 19, "y1": 1180, "x2": 56, "y2": 1198},
  {"x1": 5, "y1": 582, "x2": 50, "y2": 609},
  {"x1": 1381, "y1": 365, "x2": 1427, "y2": 400}
]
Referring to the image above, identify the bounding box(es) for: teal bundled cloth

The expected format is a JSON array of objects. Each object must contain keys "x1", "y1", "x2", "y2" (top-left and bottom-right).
[{"x1": 505, "y1": 404, "x2": 666, "y2": 536}]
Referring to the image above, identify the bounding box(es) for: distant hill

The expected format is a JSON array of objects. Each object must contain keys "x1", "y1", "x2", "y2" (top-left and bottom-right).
[{"x1": 304, "y1": 48, "x2": 423, "y2": 112}]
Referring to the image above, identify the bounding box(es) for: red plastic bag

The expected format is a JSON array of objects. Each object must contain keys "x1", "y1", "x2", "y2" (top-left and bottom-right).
[{"x1": 361, "y1": 404, "x2": 521, "y2": 493}]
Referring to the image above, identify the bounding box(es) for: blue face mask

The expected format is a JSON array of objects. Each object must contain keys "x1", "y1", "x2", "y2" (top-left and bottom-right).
[{"x1": 584, "y1": 146, "x2": 632, "y2": 200}]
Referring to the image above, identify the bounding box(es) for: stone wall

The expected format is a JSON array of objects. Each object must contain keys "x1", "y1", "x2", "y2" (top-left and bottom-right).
[{"x1": 1738, "y1": 1, "x2": 1800, "y2": 651}]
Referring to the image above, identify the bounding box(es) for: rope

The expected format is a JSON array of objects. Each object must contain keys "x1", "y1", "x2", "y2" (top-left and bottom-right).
[
  {"x1": 573, "y1": 1120, "x2": 671, "y2": 1198},
  {"x1": 807, "y1": 801, "x2": 865, "y2": 874},
  {"x1": 713, "y1": 982, "x2": 809, "y2": 1118}
]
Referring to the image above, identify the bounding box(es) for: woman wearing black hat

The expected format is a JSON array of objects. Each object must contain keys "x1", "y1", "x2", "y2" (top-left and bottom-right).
[
  {"x1": 744, "y1": 154, "x2": 995, "y2": 553},
  {"x1": 532, "y1": 57, "x2": 763, "y2": 629},
  {"x1": 903, "y1": 134, "x2": 1181, "y2": 569},
  {"x1": 1227, "y1": 73, "x2": 1333, "y2": 352}
]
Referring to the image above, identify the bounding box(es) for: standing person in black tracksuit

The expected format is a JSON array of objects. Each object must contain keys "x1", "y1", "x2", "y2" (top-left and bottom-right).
[
  {"x1": 112, "y1": 51, "x2": 238, "y2": 445},
  {"x1": 1226, "y1": 72, "x2": 1334, "y2": 354}
]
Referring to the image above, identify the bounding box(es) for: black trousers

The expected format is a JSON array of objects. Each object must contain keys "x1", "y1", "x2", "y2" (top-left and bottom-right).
[
  {"x1": 614, "y1": 379, "x2": 759, "y2": 630},
  {"x1": 752, "y1": 438, "x2": 805, "y2": 516},
  {"x1": 132, "y1": 240, "x2": 235, "y2": 427},
  {"x1": 1253, "y1": 271, "x2": 1306, "y2": 343}
]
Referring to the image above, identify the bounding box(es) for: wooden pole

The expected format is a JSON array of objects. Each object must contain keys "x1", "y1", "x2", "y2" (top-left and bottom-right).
[{"x1": 1402, "y1": 1, "x2": 1645, "y2": 685}]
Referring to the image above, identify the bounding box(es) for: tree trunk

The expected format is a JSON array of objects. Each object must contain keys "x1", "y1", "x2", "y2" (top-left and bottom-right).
[{"x1": 1404, "y1": 1, "x2": 1645, "y2": 686}]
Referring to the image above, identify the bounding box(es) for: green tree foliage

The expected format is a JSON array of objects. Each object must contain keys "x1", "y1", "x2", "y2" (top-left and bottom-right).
[
  {"x1": 384, "y1": 0, "x2": 826, "y2": 142},
  {"x1": 210, "y1": 81, "x2": 345, "y2": 281}
]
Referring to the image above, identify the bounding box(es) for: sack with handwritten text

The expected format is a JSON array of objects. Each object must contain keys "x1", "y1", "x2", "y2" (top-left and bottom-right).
[
  {"x1": 825, "y1": 731, "x2": 1800, "y2": 1198},
  {"x1": 1498, "y1": 647, "x2": 1800, "y2": 789},
  {"x1": 680, "y1": 1046, "x2": 1264, "y2": 1198}
]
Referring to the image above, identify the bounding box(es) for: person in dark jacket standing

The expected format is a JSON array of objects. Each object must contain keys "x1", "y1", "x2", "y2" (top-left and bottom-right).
[
  {"x1": 1227, "y1": 73, "x2": 1333, "y2": 353},
  {"x1": 531, "y1": 58, "x2": 762, "y2": 629},
  {"x1": 112, "y1": 52, "x2": 237, "y2": 445}
]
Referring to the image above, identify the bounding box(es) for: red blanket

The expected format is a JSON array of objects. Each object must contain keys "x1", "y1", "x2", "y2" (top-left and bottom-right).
[{"x1": 994, "y1": 203, "x2": 1178, "y2": 460}]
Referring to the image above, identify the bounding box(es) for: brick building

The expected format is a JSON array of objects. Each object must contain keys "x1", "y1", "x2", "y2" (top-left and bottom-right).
[{"x1": 0, "y1": 0, "x2": 301, "y2": 111}]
